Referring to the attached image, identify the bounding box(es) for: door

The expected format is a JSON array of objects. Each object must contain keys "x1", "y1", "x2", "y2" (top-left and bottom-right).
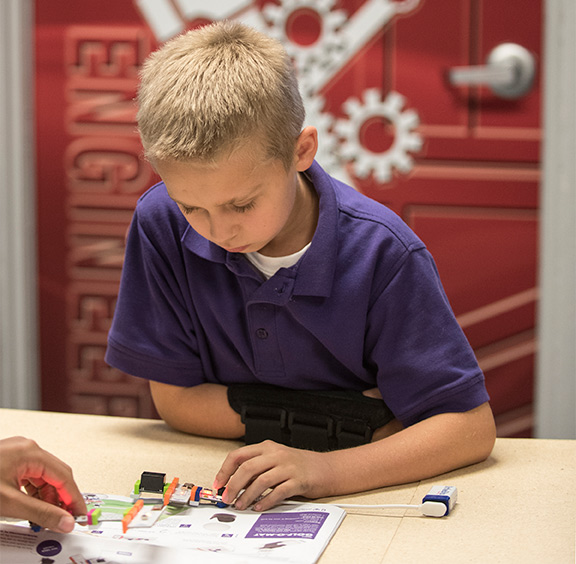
[{"x1": 36, "y1": 0, "x2": 541, "y2": 435}]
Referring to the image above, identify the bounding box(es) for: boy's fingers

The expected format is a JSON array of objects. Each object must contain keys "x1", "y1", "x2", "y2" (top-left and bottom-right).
[
  {"x1": 252, "y1": 480, "x2": 295, "y2": 512},
  {"x1": 219, "y1": 460, "x2": 274, "y2": 505},
  {"x1": 215, "y1": 441, "x2": 295, "y2": 506},
  {"x1": 214, "y1": 442, "x2": 267, "y2": 490},
  {"x1": 232, "y1": 461, "x2": 292, "y2": 510},
  {"x1": 213, "y1": 453, "x2": 243, "y2": 488}
]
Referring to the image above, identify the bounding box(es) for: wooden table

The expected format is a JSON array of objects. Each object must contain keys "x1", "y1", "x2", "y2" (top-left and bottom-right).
[{"x1": 1, "y1": 408, "x2": 574, "y2": 563}]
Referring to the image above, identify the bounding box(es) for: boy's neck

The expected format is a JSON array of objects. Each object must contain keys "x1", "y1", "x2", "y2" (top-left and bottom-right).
[{"x1": 258, "y1": 172, "x2": 319, "y2": 257}]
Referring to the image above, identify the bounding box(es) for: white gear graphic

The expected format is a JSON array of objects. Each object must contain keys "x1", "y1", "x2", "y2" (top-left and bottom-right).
[
  {"x1": 262, "y1": 0, "x2": 347, "y2": 79},
  {"x1": 391, "y1": 0, "x2": 422, "y2": 14},
  {"x1": 335, "y1": 89, "x2": 423, "y2": 183}
]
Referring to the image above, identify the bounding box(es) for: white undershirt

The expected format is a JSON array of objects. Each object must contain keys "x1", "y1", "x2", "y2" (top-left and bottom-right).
[{"x1": 245, "y1": 243, "x2": 311, "y2": 280}]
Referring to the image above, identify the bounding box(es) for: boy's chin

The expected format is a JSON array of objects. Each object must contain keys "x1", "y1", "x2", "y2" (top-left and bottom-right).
[{"x1": 223, "y1": 245, "x2": 250, "y2": 253}]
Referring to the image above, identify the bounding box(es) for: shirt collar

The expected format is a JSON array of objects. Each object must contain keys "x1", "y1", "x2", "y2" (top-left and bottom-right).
[{"x1": 291, "y1": 161, "x2": 338, "y2": 297}]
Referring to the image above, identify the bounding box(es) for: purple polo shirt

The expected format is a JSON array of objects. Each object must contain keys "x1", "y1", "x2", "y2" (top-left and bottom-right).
[{"x1": 105, "y1": 161, "x2": 489, "y2": 427}]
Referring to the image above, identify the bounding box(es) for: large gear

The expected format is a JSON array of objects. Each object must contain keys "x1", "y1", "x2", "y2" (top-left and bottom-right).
[
  {"x1": 335, "y1": 89, "x2": 423, "y2": 183},
  {"x1": 262, "y1": 0, "x2": 347, "y2": 80}
]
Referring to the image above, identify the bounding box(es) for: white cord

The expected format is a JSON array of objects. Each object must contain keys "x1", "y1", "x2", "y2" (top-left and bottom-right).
[
  {"x1": 282, "y1": 501, "x2": 417, "y2": 509},
  {"x1": 281, "y1": 499, "x2": 448, "y2": 517}
]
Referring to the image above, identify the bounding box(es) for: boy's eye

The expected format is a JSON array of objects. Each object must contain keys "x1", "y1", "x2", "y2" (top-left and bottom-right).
[
  {"x1": 232, "y1": 201, "x2": 256, "y2": 213},
  {"x1": 180, "y1": 204, "x2": 199, "y2": 215},
  {"x1": 178, "y1": 201, "x2": 255, "y2": 215}
]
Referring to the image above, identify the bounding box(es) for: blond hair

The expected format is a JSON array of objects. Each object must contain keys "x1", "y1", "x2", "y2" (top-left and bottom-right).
[{"x1": 137, "y1": 21, "x2": 305, "y2": 168}]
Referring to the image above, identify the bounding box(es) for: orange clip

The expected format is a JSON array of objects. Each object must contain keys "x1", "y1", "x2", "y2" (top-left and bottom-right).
[
  {"x1": 122, "y1": 499, "x2": 144, "y2": 533},
  {"x1": 163, "y1": 477, "x2": 179, "y2": 506}
]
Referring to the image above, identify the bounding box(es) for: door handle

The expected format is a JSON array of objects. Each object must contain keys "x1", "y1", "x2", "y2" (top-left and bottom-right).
[{"x1": 448, "y1": 43, "x2": 536, "y2": 99}]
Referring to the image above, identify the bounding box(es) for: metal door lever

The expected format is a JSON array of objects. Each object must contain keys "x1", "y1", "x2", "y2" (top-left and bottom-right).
[{"x1": 448, "y1": 43, "x2": 536, "y2": 99}]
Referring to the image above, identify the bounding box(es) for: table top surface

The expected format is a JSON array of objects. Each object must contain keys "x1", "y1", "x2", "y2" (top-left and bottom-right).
[{"x1": 1, "y1": 408, "x2": 574, "y2": 564}]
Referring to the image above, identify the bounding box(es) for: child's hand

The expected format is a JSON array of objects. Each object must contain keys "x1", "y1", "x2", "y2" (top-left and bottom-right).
[
  {"x1": 213, "y1": 440, "x2": 336, "y2": 511},
  {"x1": 0, "y1": 436, "x2": 87, "y2": 532}
]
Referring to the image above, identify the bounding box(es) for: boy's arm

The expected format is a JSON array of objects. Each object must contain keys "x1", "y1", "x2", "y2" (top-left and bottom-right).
[
  {"x1": 150, "y1": 381, "x2": 399, "y2": 442},
  {"x1": 214, "y1": 401, "x2": 496, "y2": 510},
  {"x1": 149, "y1": 381, "x2": 245, "y2": 439}
]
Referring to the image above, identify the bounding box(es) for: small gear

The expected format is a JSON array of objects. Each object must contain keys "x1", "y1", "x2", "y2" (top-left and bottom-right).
[
  {"x1": 335, "y1": 89, "x2": 423, "y2": 183},
  {"x1": 262, "y1": 0, "x2": 347, "y2": 78}
]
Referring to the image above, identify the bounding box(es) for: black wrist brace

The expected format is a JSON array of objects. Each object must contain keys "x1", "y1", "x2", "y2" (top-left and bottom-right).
[{"x1": 227, "y1": 384, "x2": 394, "y2": 452}]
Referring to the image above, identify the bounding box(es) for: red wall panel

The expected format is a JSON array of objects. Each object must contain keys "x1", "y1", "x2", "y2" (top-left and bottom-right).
[{"x1": 36, "y1": 0, "x2": 541, "y2": 436}]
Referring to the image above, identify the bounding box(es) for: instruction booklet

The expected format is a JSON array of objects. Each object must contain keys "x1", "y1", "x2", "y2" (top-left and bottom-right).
[{"x1": 0, "y1": 493, "x2": 346, "y2": 563}]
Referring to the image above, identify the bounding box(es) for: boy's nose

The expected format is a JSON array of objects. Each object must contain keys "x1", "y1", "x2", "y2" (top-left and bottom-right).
[{"x1": 209, "y1": 218, "x2": 238, "y2": 246}]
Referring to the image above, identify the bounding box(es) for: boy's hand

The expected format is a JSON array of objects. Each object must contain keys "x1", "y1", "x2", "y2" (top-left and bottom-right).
[
  {"x1": 0, "y1": 436, "x2": 87, "y2": 532},
  {"x1": 213, "y1": 440, "x2": 336, "y2": 511}
]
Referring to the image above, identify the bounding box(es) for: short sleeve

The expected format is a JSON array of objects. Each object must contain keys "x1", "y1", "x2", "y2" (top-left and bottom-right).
[
  {"x1": 105, "y1": 197, "x2": 206, "y2": 387},
  {"x1": 366, "y1": 248, "x2": 490, "y2": 427}
]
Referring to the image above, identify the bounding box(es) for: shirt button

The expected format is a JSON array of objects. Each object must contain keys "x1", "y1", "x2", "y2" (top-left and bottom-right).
[{"x1": 256, "y1": 328, "x2": 269, "y2": 340}]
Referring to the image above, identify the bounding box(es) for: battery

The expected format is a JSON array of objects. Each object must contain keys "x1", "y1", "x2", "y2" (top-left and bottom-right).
[{"x1": 421, "y1": 485, "x2": 458, "y2": 516}]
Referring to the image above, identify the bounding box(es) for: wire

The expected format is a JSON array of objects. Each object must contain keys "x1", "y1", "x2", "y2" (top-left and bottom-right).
[
  {"x1": 281, "y1": 500, "x2": 420, "y2": 510},
  {"x1": 281, "y1": 499, "x2": 448, "y2": 517}
]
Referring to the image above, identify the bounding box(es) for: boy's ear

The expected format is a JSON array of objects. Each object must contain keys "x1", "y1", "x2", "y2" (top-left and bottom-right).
[{"x1": 295, "y1": 126, "x2": 318, "y2": 171}]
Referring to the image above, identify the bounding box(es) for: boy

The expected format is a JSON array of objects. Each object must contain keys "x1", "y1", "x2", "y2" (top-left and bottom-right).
[{"x1": 105, "y1": 21, "x2": 495, "y2": 511}]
